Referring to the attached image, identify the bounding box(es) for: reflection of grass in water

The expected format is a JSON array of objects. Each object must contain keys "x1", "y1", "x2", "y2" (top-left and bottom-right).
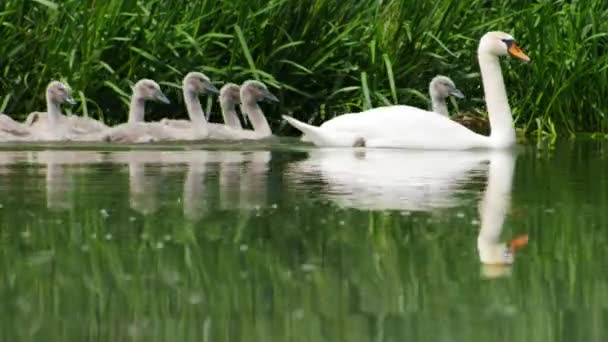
[
  {"x1": 1, "y1": 1, "x2": 608, "y2": 134},
  {"x1": 0, "y1": 143, "x2": 606, "y2": 340}
]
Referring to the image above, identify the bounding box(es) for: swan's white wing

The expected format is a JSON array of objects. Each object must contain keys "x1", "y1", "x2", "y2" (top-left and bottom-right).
[{"x1": 319, "y1": 106, "x2": 490, "y2": 149}]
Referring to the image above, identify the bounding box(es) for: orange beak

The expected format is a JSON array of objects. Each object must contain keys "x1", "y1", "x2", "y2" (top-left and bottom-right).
[
  {"x1": 508, "y1": 43, "x2": 530, "y2": 62},
  {"x1": 509, "y1": 234, "x2": 529, "y2": 251}
]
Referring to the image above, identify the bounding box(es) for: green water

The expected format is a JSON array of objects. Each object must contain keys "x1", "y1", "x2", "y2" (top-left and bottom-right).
[{"x1": 0, "y1": 140, "x2": 606, "y2": 341}]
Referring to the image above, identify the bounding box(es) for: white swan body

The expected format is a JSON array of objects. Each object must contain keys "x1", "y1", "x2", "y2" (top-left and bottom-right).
[
  {"x1": 286, "y1": 31, "x2": 529, "y2": 150},
  {"x1": 300, "y1": 75, "x2": 464, "y2": 143}
]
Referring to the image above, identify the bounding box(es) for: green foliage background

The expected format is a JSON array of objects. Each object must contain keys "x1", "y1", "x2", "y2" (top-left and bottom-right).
[{"x1": 1, "y1": 0, "x2": 608, "y2": 135}]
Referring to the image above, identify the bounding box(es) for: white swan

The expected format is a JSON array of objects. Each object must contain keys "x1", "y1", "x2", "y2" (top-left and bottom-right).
[
  {"x1": 283, "y1": 31, "x2": 530, "y2": 149},
  {"x1": 102, "y1": 79, "x2": 177, "y2": 143},
  {"x1": 300, "y1": 75, "x2": 464, "y2": 143},
  {"x1": 429, "y1": 75, "x2": 464, "y2": 116}
]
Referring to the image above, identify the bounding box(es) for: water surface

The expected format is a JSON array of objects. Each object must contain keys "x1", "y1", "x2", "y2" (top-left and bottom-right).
[{"x1": 0, "y1": 140, "x2": 606, "y2": 341}]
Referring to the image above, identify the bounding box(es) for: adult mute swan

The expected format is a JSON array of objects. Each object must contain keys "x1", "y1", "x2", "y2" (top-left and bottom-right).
[
  {"x1": 102, "y1": 79, "x2": 176, "y2": 143},
  {"x1": 283, "y1": 31, "x2": 529, "y2": 150},
  {"x1": 301, "y1": 75, "x2": 463, "y2": 143}
]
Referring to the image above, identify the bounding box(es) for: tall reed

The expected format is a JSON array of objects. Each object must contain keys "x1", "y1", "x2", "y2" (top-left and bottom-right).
[{"x1": 0, "y1": 0, "x2": 607, "y2": 135}]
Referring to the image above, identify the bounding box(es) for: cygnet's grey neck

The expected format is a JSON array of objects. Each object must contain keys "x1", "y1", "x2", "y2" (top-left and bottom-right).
[
  {"x1": 46, "y1": 98, "x2": 63, "y2": 126},
  {"x1": 220, "y1": 99, "x2": 242, "y2": 130},
  {"x1": 128, "y1": 95, "x2": 146, "y2": 123},
  {"x1": 431, "y1": 95, "x2": 449, "y2": 116},
  {"x1": 241, "y1": 99, "x2": 271, "y2": 136},
  {"x1": 183, "y1": 89, "x2": 207, "y2": 126}
]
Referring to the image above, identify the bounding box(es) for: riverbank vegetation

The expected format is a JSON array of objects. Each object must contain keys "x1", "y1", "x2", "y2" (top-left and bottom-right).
[{"x1": 1, "y1": 0, "x2": 607, "y2": 136}]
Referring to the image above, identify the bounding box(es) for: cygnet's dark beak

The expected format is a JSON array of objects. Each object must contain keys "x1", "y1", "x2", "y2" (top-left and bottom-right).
[
  {"x1": 205, "y1": 83, "x2": 220, "y2": 94},
  {"x1": 155, "y1": 91, "x2": 171, "y2": 104},
  {"x1": 450, "y1": 88, "x2": 465, "y2": 99},
  {"x1": 65, "y1": 96, "x2": 77, "y2": 105},
  {"x1": 263, "y1": 90, "x2": 279, "y2": 103}
]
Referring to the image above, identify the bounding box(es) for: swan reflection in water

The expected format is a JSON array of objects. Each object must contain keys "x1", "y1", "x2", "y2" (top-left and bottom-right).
[
  {"x1": 288, "y1": 148, "x2": 528, "y2": 277},
  {"x1": 12, "y1": 149, "x2": 272, "y2": 219},
  {"x1": 30, "y1": 151, "x2": 105, "y2": 210}
]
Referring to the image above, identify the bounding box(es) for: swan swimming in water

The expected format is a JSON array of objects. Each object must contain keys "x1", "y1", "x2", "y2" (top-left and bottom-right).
[
  {"x1": 160, "y1": 72, "x2": 221, "y2": 138},
  {"x1": 101, "y1": 79, "x2": 178, "y2": 143},
  {"x1": 160, "y1": 73, "x2": 252, "y2": 140},
  {"x1": 0, "y1": 114, "x2": 31, "y2": 140},
  {"x1": 283, "y1": 31, "x2": 529, "y2": 150},
  {"x1": 26, "y1": 81, "x2": 88, "y2": 141},
  {"x1": 237, "y1": 80, "x2": 279, "y2": 139},
  {"x1": 161, "y1": 78, "x2": 277, "y2": 140},
  {"x1": 301, "y1": 75, "x2": 464, "y2": 143},
  {"x1": 26, "y1": 84, "x2": 107, "y2": 136},
  {"x1": 218, "y1": 83, "x2": 243, "y2": 130}
]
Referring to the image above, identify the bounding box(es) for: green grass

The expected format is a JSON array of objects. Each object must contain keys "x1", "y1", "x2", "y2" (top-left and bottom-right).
[{"x1": 1, "y1": 0, "x2": 608, "y2": 136}]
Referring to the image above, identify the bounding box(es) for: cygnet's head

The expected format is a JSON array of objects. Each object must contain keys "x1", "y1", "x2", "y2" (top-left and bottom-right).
[
  {"x1": 133, "y1": 79, "x2": 170, "y2": 104},
  {"x1": 429, "y1": 75, "x2": 464, "y2": 100},
  {"x1": 219, "y1": 83, "x2": 241, "y2": 106},
  {"x1": 46, "y1": 81, "x2": 77, "y2": 105},
  {"x1": 478, "y1": 31, "x2": 530, "y2": 62},
  {"x1": 183, "y1": 72, "x2": 219, "y2": 95},
  {"x1": 240, "y1": 80, "x2": 279, "y2": 104}
]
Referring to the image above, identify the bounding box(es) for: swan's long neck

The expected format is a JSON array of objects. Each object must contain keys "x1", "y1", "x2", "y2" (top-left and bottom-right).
[
  {"x1": 478, "y1": 53, "x2": 516, "y2": 146},
  {"x1": 221, "y1": 99, "x2": 242, "y2": 130},
  {"x1": 128, "y1": 95, "x2": 146, "y2": 123},
  {"x1": 476, "y1": 151, "x2": 516, "y2": 266},
  {"x1": 184, "y1": 90, "x2": 207, "y2": 126},
  {"x1": 431, "y1": 96, "x2": 449, "y2": 116},
  {"x1": 241, "y1": 101, "x2": 271, "y2": 136},
  {"x1": 479, "y1": 152, "x2": 515, "y2": 243},
  {"x1": 46, "y1": 99, "x2": 62, "y2": 127}
]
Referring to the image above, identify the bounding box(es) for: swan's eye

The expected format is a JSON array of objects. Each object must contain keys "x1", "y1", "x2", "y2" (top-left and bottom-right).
[{"x1": 501, "y1": 39, "x2": 515, "y2": 47}]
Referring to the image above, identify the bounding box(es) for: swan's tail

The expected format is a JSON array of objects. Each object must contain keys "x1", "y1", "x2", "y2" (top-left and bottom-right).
[{"x1": 282, "y1": 115, "x2": 360, "y2": 147}]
